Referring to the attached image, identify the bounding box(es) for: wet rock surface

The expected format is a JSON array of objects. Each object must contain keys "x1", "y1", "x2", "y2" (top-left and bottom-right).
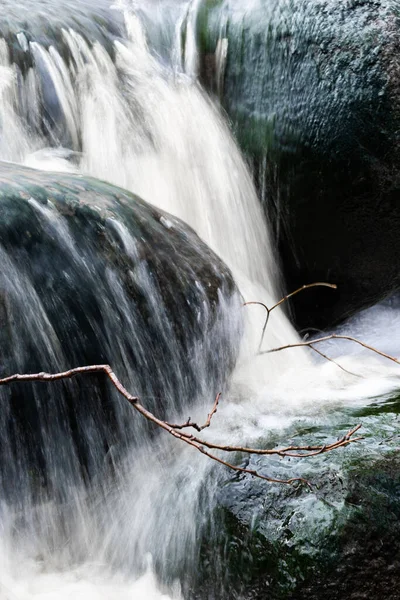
[
  {"x1": 199, "y1": 0, "x2": 400, "y2": 329},
  {"x1": 194, "y1": 397, "x2": 400, "y2": 599}
]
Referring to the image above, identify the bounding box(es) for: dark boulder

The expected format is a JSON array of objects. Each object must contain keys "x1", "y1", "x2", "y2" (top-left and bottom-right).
[
  {"x1": 199, "y1": 0, "x2": 400, "y2": 328},
  {"x1": 0, "y1": 162, "x2": 240, "y2": 494}
]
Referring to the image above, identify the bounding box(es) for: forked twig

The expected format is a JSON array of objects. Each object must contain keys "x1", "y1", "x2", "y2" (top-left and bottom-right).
[{"x1": 245, "y1": 282, "x2": 337, "y2": 352}]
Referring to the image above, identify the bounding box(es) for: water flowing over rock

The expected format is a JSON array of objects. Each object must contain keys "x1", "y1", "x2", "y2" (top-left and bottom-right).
[
  {"x1": 0, "y1": 3, "x2": 305, "y2": 368},
  {"x1": 198, "y1": 0, "x2": 400, "y2": 328},
  {"x1": 0, "y1": 161, "x2": 240, "y2": 492}
]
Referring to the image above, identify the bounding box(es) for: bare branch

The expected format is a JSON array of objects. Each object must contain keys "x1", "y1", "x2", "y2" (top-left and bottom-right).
[
  {"x1": 245, "y1": 283, "x2": 356, "y2": 376},
  {"x1": 173, "y1": 422, "x2": 363, "y2": 457},
  {"x1": 4, "y1": 285, "x2": 398, "y2": 486},
  {"x1": 244, "y1": 282, "x2": 337, "y2": 352},
  {"x1": 268, "y1": 282, "x2": 338, "y2": 314},
  {"x1": 0, "y1": 366, "x2": 361, "y2": 486}
]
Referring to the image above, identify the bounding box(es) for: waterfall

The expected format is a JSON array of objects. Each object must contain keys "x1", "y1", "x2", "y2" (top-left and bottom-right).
[
  {"x1": 0, "y1": 4, "x2": 309, "y2": 376},
  {"x1": 1, "y1": 2, "x2": 400, "y2": 600}
]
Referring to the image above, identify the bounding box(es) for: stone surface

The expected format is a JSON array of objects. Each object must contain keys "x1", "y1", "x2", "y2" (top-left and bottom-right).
[{"x1": 194, "y1": 396, "x2": 400, "y2": 599}]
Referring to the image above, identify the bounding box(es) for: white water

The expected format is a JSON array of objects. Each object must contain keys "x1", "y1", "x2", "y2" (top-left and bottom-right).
[
  {"x1": 0, "y1": 3, "x2": 314, "y2": 372},
  {"x1": 1, "y1": 3, "x2": 400, "y2": 599}
]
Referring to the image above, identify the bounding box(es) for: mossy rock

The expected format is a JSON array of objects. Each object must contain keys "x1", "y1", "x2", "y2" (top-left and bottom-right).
[{"x1": 193, "y1": 397, "x2": 400, "y2": 598}]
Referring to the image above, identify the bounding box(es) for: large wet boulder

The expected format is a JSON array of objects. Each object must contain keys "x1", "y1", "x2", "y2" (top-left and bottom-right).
[
  {"x1": 198, "y1": 0, "x2": 400, "y2": 328},
  {"x1": 0, "y1": 162, "x2": 240, "y2": 493},
  {"x1": 194, "y1": 396, "x2": 400, "y2": 599}
]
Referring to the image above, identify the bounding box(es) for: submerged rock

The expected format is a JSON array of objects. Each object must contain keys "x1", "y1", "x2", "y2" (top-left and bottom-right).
[
  {"x1": 195, "y1": 397, "x2": 400, "y2": 599},
  {"x1": 199, "y1": 0, "x2": 400, "y2": 328},
  {"x1": 0, "y1": 162, "x2": 240, "y2": 493}
]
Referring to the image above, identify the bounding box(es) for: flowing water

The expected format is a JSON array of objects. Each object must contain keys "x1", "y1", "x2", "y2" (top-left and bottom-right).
[{"x1": 0, "y1": 1, "x2": 400, "y2": 598}]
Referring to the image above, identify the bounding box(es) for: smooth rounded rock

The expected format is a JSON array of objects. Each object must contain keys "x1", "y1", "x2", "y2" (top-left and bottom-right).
[{"x1": 0, "y1": 162, "x2": 240, "y2": 490}]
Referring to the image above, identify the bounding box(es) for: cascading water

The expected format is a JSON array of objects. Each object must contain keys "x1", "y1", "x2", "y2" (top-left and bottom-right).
[
  {"x1": 1, "y1": 2, "x2": 400, "y2": 599},
  {"x1": 0, "y1": 6, "x2": 288, "y2": 331},
  {"x1": 0, "y1": 0, "x2": 314, "y2": 381}
]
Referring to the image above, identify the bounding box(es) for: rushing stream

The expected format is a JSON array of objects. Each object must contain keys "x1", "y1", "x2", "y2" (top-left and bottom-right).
[{"x1": 0, "y1": 1, "x2": 400, "y2": 598}]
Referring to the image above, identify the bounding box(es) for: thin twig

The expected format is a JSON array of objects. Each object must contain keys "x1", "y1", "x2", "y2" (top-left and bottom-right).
[
  {"x1": 309, "y1": 344, "x2": 362, "y2": 378},
  {"x1": 262, "y1": 334, "x2": 400, "y2": 365},
  {"x1": 165, "y1": 392, "x2": 221, "y2": 432},
  {"x1": 244, "y1": 282, "x2": 337, "y2": 352},
  {"x1": 246, "y1": 283, "x2": 361, "y2": 376},
  {"x1": 269, "y1": 282, "x2": 337, "y2": 313}
]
